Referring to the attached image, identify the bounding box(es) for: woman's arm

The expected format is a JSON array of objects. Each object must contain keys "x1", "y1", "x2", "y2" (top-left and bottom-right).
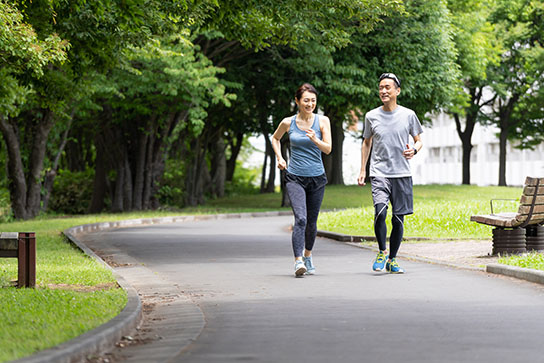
[{"x1": 271, "y1": 119, "x2": 290, "y2": 170}]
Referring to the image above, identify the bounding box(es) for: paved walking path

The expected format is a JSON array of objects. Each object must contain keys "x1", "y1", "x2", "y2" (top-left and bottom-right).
[{"x1": 78, "y1": 215, "x2": 544, "y2": 363}]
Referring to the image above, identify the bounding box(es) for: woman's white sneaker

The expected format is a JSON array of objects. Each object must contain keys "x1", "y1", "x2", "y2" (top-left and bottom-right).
[
  {"x1": 303, "y1": 256, "x2": 315, "y2": 275},
  {"x1": 294, "y1": 260, "x2": 307, "y2": 277}
]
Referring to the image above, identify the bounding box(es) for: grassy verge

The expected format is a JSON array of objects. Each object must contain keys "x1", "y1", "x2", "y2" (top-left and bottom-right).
[{"x1": 498, "y1": 252, "x2": 544, "y2": 270}]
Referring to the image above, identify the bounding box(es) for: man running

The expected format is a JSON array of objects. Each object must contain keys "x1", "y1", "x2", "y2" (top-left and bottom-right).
[{"x1": 357, "y1": 73, "x2": 423, "y2": 273}]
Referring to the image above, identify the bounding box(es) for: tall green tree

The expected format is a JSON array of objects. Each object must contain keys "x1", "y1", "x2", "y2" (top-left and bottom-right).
[
  {"x1": 0, "y1": 1, "x2": 68, "y2": 220},
  {"x1": 85, "y1": 33, "x2": 233, "y2": 212},
  {"x1": 446, "y1": 0, "x2": 501, "y2": 185},
  {"x1": 0, "y1": 0, "x2": 185, "y2": 219},
  {"x1": 308, "y1": 0, "x2": 460, "y2": 184},
  {"x1": 486, "y1": 0, "x2": 544, "y2": 186},
  {"x1": 178, "y1": 0, "x2": 405, "y2": 205}
]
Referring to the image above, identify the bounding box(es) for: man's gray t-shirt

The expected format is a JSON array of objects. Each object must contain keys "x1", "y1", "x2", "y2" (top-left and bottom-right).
[{"x1": 363, "y1": 105, "x2": 423, "y2": 178}]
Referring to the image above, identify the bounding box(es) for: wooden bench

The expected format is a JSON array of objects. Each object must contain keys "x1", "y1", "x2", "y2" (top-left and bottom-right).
[
  {"x1": 470, "y1": 177, "x2": 544, "y2": 255},
  {"x1": 0, "y1": 232, "x2": 36, "y2": 288}
]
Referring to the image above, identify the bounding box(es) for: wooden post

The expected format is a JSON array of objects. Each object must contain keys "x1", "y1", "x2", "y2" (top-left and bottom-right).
[
  {"x1": 0, "y1": 232, "x2": 36, "y2": 288},
  {"x1": 18, "y1": 232, "x2": 36, "y2": 288}
]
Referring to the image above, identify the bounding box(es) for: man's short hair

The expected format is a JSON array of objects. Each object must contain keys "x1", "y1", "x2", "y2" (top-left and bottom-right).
[{"x1": 379, "y1": 73, "x2": 401, "y2": 88}]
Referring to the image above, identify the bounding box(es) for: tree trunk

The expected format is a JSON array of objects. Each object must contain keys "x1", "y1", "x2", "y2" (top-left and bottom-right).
[
  {"x1": 0, "y1": 110, "x2": 55, "y2": 219},
  {"x1": 184, "y1": 132, "x2": 209, "y2": 206},
  {"x1": 322, "y1": 108, "x2": 344, "y2": 185},
  {"x1": 111, "y1": 158, "x2": 125, "y2": 212},
  {"x1": 498, "y1": 127, "x2": 508, "y2": 186},
  {"x1": 461, "y1": 141, "x2": 473, "y2": 185},
  {"x1": 226, "y1": 132, "x2": 243, "y2": 182},
  {"x1": 142, "y1": 127, "x2": 156, "y2": 210},
  {"x1": 453, "y1": 111, "x2": 476, "y2": 185},
  {"x1": 26, "y1": 110, "x2": 55, "y2": 218},
  {"x1": 260, "y1": 149, "x2": 268, "y2": 192},
  {"x1": 280, "y1": 137, "x2": 291, "y2": 207},
  {"x1": 111, "y1": 127, "x2": 126, "y2": 212},
  {"x1": 211, "y1": 135, "x2": 227, "y2": 198},
  {"x1": 122, "y1": 154, "x2": 133, "y2": 211},
  {"x1": 497, "y1": 95, "x2": 518, "y2": 187},
  {"x1": 260, "y1": 132, "x2": 276, "y2": 193},
  {"x1": 329, "y1": 119, "x2": 344, "y2": 184},
  {"x1": 146, "y1": 111, "x2": 185, "y2": 208},
  {"x1": 0, "y1": 116, "x2": 28, "y2": 219},
  {"x1": 89, "y1": 134, "x2": 107, "y2": 213},
  {"x1": 132, "y1": 129, "x2": 149, "y2": 210},
  {"x1": 42, "y1": 117, "x2": 72, "y2": 212},
  {"x1": 266, "y1": 146, "x2": 276, "y2": 193}
]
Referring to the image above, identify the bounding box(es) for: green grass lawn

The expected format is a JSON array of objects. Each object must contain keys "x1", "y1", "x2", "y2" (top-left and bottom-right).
[
  {"x1": 0, "y1": 183, "x2": 537, "y2": 361},
  {"x1": 317, "y1": 184, "x2": 523, "y2": 239}
]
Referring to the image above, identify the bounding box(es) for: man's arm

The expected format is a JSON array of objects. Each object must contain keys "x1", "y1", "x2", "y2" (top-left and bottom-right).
[{"x1": 357, "y1": 136, "x2": 372, "y2": 186}]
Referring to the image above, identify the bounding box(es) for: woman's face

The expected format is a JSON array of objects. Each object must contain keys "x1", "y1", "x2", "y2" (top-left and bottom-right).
[{"x1": 296, "y1": 91, "x2": 317, "y2": 114}]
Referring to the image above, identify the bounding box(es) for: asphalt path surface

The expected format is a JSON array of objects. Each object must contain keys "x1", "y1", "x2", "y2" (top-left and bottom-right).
[{"x1": 83, "y1": 215, "x2": 544, "y2": 363}]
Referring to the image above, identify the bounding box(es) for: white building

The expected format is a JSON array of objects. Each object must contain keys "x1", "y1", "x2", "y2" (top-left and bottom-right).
[
  {"x1": 410, "y1": 114, "x2": 544, "y2": 186},
  {"x1": 342, "y1": 114, "x2": 544, "y2": 186},
  {"x1": 250, "y1": 115, "x2": 544, "y2": 187}
]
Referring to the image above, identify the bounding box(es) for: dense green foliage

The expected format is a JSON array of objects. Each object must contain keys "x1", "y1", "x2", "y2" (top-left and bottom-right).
[{"x1": 0, "y1": 0, "x2": 542, "y2": 219}]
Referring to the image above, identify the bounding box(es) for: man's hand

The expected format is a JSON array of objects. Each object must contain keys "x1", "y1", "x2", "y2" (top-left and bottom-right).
[
  {"x1": 357, "y1": 170, "x2": 367, "y2": 186},
  {"x1": 403, "y1": 144, "x2": 415, "y2": 159}
]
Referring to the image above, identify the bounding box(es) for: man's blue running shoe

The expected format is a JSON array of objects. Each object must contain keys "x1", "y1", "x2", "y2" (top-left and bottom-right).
[
  {"x1": 372, "y1": 251, "x2": 387, "y2": 271},
  {"x1": 294, "y1": 260, "x2": 307, "y2": 277},
  {"x1": 386, "y1": 258, "x2": 405, "y2": 274},
  {"x1": 303, "y1": 256, "x2": 315, "y2": 275}
]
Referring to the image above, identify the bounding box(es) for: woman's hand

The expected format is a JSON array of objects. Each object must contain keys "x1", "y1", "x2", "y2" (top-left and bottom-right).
[
  {"x1": 306, "y1": 128, "x2": 317, "y2": 142},
  {"x1": 277, "y1": 158, "x2": 287, "y2": 170}
]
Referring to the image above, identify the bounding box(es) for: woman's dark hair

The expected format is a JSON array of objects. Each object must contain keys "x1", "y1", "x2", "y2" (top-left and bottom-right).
[{"x1": 295, "y1": 83, "x2": 318, "y2": 100}]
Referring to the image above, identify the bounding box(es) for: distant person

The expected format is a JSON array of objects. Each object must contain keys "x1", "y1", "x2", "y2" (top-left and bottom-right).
[
  {"x1": 271, "y1": 83, "x2": 332, "y2": 277},
  {"x1": 357, "y1": 73, "x2": 423, "y2": 273}
]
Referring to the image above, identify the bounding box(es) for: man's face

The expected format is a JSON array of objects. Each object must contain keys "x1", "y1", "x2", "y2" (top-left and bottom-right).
[{"x1": 378, "y1": 78, "x2": 400, "y2": 104}]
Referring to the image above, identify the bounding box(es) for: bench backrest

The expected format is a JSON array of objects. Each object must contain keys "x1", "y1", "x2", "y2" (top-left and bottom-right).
[
  {"x1": 515, "y1": 177, "x2": 544, "y2": 227},
  {"x1": 0, "y1": 232, "x2": 19, "y2": 258}
]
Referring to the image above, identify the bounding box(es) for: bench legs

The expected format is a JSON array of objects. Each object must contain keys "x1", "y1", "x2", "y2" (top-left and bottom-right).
[
  {"x1": 492, "y1": 228, "x2": 526, "y2": 255},
  {"x1": 491, "y1": 225, "x2": 544, "y2": 255},
  {"x1": 526, "y1": 224, "x2": 544, "y2": 252}
]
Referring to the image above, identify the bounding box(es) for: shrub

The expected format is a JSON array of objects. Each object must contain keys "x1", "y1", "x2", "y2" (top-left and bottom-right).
[
  {"x1": 225, "y1": 163, "x2": 260, "y2": 196},
  {"x1": 48, "y1": 169, "x2": 94, "y2": 214},
  {"x1": 0, "y1": 188, "x2": 13, "y2": 223},
  {"x1": 157, "y1": 159, "x2": 185, "y2": 207}
]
